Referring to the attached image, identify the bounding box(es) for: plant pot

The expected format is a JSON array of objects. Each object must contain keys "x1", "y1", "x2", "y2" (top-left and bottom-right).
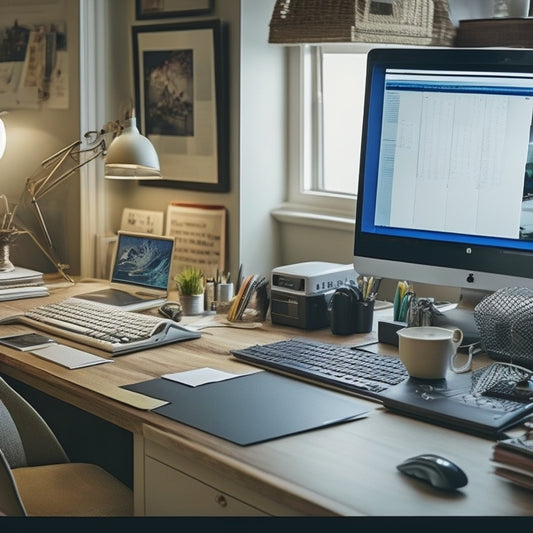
[{"x1": 180, "y1": 294, "x2": 204, "y2": 316}]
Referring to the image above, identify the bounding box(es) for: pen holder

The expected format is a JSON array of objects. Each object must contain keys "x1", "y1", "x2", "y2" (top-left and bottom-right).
[
  {"x1": 329, "y1": 285, "x2": 375, "y2": 335},
  {"x1": 353, "y1": 299, "x2": 375, "y2": 334},
  {"x1": 216, "y1": 282, "x2": 234, "y2": 304}
]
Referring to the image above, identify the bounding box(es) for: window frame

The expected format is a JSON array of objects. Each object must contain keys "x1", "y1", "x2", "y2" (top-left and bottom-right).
[{"x1": 286, "y1": 44, "x2": 368, "y2": 218}]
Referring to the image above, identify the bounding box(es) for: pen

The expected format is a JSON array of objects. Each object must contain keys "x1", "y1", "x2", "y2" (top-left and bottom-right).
[
  {"x1": 393, "y1": 280, "x2": 409, "y2": 321},
  {"x1": 398, "y1": 291, "x2": 413, "y2": 322},
  {"x1": 364, "y1": 276, "x2": 374, "y2": 300}
]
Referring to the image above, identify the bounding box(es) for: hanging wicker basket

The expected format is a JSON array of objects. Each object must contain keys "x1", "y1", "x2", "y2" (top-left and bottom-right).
[{"x1": 268, "y1": 0, "x2": 456, "y2": 46}]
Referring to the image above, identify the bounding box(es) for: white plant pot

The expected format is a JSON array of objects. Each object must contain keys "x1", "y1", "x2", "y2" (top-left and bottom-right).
[{"x1": 180, "y1": 294, "x2": 204, "y2": 316}]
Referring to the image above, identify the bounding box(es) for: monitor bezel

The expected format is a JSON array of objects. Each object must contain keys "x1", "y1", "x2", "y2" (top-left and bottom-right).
[{"x1": 354, "y1": 47, "x2": 533, "y2": 293}]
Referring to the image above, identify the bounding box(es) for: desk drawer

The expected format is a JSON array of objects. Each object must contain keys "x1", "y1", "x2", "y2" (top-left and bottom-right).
[{"x1": 144, "y1": 456, "x2": 266, "y2": 516}]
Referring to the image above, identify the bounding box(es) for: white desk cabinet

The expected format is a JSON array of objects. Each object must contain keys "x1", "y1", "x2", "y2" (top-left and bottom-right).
[{"x1": 136, "y1": 425, "x2": 307, "y2": 516}]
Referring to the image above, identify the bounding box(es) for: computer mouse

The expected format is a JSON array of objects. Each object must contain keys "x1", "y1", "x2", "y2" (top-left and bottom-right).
[
  {"x1": 158, "y1": 302, "x2": 183, "y2": 322},
  {"x1": 397, "y1": 453, "x2": 468, "y2": 491}
]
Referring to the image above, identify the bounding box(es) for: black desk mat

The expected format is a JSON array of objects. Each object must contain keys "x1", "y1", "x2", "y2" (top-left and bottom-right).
[{"x1": 124, "y1": 370, "x2": 368, "y2": 445}]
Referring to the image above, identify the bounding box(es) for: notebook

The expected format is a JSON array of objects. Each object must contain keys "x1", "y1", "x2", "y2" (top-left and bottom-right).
[{"x1": 75, "y1": 231, "x2": 175, "y2": 311}]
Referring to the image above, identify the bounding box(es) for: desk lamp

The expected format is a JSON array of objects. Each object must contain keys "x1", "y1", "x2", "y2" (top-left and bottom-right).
[
  {"x1": 0, "y1": 113, "x2": 6, "y2": 160},
  {"x1": 0, "y1": 113, "x2": 12, "y2": 272},
  {"x1": 12, "y1": 112, "x2": 161, "y2": 282}
]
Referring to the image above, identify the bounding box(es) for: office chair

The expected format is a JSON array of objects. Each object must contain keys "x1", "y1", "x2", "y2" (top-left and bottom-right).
[{"x1": 0, "y1": 376, "x2": 132, "y2": 516}]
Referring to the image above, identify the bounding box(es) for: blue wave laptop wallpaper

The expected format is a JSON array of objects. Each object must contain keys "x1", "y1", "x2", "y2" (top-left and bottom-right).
[{"x1": 112, "y1": 234, "x2": 173, "y2": 290}]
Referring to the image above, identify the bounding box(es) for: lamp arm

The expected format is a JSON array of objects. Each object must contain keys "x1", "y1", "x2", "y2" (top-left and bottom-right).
[
  {"x1": 11, "y1": 117, "x2": 153, "y2": 281},
  {"x1": 27, "y1": 140, "x2": 81, "y2": 198},
  {"x1": 31, "y1": 146, "x2": 104, "y2": 201},
  {"x1": 29, "y1": 195, "x2": 53, "y2": 249},
  {"x1": 14, "y1": 227, "x2": 74, "y2": 283}
]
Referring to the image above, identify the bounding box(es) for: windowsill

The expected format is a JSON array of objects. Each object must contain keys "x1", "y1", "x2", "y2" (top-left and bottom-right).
[{"x1": 270, "y1": 203, "x2": 355, "y2": 232}]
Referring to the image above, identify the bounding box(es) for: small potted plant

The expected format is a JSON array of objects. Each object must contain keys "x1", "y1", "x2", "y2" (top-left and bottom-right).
[{"x1": 174, "y1": 267, "x2": 205, "y2": 315}]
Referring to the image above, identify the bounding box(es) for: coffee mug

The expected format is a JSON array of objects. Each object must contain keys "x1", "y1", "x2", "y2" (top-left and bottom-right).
[{"x1": 397, "y1": 326, "x2": 471, "y2": 380}]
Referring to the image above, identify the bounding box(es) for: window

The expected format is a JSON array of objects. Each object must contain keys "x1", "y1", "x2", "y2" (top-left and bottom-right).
[{"x1": 287, "y1": 45, "x2": 367, "y2": 215}]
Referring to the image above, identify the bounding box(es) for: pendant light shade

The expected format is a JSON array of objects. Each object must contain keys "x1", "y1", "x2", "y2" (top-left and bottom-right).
[{"x1": 104, "y1": 117, "x2": 161, "y2": 179}]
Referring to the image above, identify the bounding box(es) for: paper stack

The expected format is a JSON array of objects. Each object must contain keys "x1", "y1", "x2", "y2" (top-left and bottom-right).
[
  {"x1": 491, "y1": 431, "x2": 533, "y2": 491},
  {"x1": 0, "y1": 266, "x2": 49, "y2": 301}
]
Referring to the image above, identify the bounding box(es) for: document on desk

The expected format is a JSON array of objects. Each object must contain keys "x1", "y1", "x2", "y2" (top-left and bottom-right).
[
  {"x1": 124, "y1": 370, "x2": 369, "y2": 445},
  {"x1": 162, "y1": 367, "x2": 259, "y2": 387},
  {"x1": 30, "y1": 344, "x2": 113, "y2": 369}
]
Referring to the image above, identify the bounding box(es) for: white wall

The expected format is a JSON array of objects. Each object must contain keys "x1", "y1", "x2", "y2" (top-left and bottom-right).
[
  {"x1": 0, "y1": 0, "x2": 80, "y2": 274},
  {"x1": 98, "y1": 0, "x2": 285, "y2": 282}
]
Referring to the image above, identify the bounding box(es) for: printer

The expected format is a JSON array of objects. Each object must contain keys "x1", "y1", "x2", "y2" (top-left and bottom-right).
[{"x1": 270, "y1": 262, "x2": 357, "y2": 329}]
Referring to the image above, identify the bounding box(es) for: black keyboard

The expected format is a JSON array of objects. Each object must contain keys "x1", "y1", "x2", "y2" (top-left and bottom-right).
[{"x1": 231, "y1": 338, "x2": 408, "y2": 400}]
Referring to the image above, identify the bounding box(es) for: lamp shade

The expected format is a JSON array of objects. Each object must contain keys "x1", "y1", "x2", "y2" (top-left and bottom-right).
[
  {"x1": 104, "y1": 117, "x2": 161, "y2": 179},
  {"x1": 0, "y1": 118, "x2": 6, "y2": 160}
]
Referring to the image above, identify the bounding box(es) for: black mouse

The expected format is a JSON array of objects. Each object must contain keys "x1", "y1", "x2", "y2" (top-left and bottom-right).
[
  {"x1": 158, "y1": 302, "x2": 183, "y2": 322},
  {"x1": 397, "y1": 453, "x2": 468, "y2": 491}
]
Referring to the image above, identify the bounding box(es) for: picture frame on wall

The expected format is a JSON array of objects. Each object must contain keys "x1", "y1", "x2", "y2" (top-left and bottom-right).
[
  {"x1": 132, "y1": 20, "x2": 229, "y2": 192},
  {"x1": 135, "y1": 0, "x2": 213, "y2": 20}
]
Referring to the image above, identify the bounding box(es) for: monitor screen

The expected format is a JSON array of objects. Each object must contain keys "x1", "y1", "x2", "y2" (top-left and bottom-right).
[{"x1": 354, "y1": 48, "x2": 533, "y2": 308}]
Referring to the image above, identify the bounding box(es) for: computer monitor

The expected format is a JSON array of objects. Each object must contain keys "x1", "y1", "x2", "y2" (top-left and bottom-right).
[{"x1": 354, "y1": 47, "x2": 533, "y2": 342}]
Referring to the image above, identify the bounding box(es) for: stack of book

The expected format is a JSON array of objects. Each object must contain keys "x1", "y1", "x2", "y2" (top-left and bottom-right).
[
  {"x1": 0, "y1": 266, "x2": 49, "y2": 301},
  {"x1": 491, "y1": 431, "x2": 533, "y2": 491}
]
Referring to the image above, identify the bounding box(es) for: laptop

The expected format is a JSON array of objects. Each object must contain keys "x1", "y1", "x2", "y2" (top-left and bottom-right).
[{"x1": 76, "y1": 231, "x2": 175, "y2": 311}]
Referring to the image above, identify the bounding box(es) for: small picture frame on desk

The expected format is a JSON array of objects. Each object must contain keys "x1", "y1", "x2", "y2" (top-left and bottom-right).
[{"x1": 132, "y1": 20, "x2": 229, "y2": 192}]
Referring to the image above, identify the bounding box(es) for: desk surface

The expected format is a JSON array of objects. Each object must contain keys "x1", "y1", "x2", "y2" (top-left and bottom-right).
[{"x1": 0, "y1": 279, "x2": 532, "y2": 516}]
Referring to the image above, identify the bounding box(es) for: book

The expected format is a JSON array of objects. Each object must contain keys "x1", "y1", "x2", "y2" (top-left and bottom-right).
[
  {"x1": 0, "y1": 285, "x2": 49, "y2": 301},
  {"x1": 495, "y1": 435, "x2": 533, "y2": 460},
  {"x1": 493, "y1": 466, "x2": 533, "y2": 491},
  {"x1": 0, "y1": 266, "x2": 44, "y2": 285},
  {"x1": 0, "y1": 266, "x2": 48, "y2": 300}
]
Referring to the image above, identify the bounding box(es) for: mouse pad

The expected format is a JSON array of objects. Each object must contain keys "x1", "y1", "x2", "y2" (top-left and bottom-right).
[{"x1": 123, "y1": 371, "x2": 368, "y2": 445}]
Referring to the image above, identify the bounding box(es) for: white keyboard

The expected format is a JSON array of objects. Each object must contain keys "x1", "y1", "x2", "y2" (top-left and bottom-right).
[{"x1": 4, "y1": 297, "x2": 201, "y2": 355}]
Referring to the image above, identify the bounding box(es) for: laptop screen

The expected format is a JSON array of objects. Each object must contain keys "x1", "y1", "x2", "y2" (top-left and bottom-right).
[{"x1": 110, "y1": 232, "x2": 175, "y2": 292}]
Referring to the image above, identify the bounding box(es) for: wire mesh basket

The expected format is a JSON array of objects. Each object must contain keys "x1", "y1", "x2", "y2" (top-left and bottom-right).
[{"x1": 474, "y1": 287, "x2": 533, "y2": 370}]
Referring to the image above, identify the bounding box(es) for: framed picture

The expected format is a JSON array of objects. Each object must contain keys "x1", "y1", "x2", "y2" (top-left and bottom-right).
[
  {"x1": 136, "y1": 0, "x2": 213, "y2": 20},
  {"x1": 132, "y1": 20, "x2": 228, "y2": 192}
]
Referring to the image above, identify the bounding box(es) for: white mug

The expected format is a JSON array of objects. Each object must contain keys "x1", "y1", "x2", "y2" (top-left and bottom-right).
[{"x1": 397, "y1": 326, "x2": 471, "y2": 380}]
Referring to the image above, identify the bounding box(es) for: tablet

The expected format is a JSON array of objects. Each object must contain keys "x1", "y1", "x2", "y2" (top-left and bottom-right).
[{"x1": 0, "y1": 333, "x2": 57, "y2": 352}]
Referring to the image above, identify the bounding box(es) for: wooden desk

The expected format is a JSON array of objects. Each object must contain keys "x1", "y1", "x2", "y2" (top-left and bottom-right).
[{"x1": 0, "y1": 279, "x2": 532, "y2": 516}]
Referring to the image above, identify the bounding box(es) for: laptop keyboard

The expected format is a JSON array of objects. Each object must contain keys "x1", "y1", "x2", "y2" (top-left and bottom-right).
[{"x1": 231, "y1": 338, "x2": 408, "y2": 400}]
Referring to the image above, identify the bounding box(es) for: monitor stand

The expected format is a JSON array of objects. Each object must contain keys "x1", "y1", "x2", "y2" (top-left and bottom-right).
[{"x1": 431, "y1": 288, "x2": 490, "y2": 347}]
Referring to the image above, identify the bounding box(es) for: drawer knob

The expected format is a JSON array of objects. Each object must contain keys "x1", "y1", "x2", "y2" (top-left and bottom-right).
[{"x1": 215, "y1": 494, "x2": 228, "y2": 508}]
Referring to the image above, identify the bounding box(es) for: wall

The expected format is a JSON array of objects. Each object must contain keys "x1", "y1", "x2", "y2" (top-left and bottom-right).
[
  {"x1": 0, "y1": 0, "x2": 486, "y2": 301},
  {"x1": 0, "y1": 0, "x2": 80, "y2": 275},
  {"x1": 0, "y1": 0, "x2": 285, "y2": 283},
  {"x1": 98, "y1": 0, "x2": 285, "y2": 283}
]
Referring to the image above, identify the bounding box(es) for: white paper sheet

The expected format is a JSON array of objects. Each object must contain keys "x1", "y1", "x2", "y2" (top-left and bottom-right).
[
  {"x1": 31, "y1": 344, "x2": 113, "y2": 369},
  {"x1": 162, "y1": 367, "x2": 258, "y2": 387}
]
